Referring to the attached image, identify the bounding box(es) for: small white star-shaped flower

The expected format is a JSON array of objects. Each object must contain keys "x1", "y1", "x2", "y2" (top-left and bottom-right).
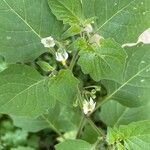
[
  {"x1": 41, "y1": 36, "x2": 55, "y2": 48},
  {"x1": 55, "y1": 49, "x2": 68, "y2": 65},
  {"x1": 84, "y1": 24, "x2": 93, "y2": 33},
  {"x1": 83, "y1": 97, "x2": 96, "y2": 115}
]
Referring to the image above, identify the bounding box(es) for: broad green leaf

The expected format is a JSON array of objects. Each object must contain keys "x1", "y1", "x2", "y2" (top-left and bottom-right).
[
  {"x1": 107, "y1": 121, "x2": 150, "y2": 150},
  {"x1": 36, "y1": 60, "x2": 54, "y2": 72},
  {"x1": 0, "y1": 0, "x2": 63, "y2": 63},
  {"x1": 0, "y1": 65, "x2": 79, "y2": 117},
  {"x1": 100, "y1": 100, "x2": 150, "y2": 127},
  {"x1": 48, "y1": 69, "x2": 79, "y2": 106},
  {"x1": 62, "y1": 25, "x2": 82, "y2": 39},
  {"x1": 11, "y1": 104, "x2": 81, "y2": 133},
  {"x1": 82, "y1": 0, "x2": 150, "y2": 44},
  {"x1": 78, "y1": 39, "x2": 127, "y2": 82},
  {"x1": 81, "y1": 125, "x2": 98, "y2": 144},
  {"x1": 55, "y1": 139, "x2": 93, "y2": 150},
  {"x1": 48, "y1": 0, "x2": 83, "y2": 25},
  {"x1": 11, "y1": 115, "x2": 49, "y2": 132},
  {"x1": 102, "y1": 45, "x2": 150, "y2": 107},
  {"x1": 0, "y1": 64, "x2": 53, "y2": 117}
]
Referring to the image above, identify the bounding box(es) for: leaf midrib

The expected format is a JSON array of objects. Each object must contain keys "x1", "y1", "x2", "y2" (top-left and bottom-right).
[
  {"x1": 97, "y1": 63, "x2": 150, "y2": 109},
  {"x1": 2, "y1": 0, "x2": 41, "y2": 39},
  {"x1": 96, "y1": 0, "x2": 137, "y2": 32},
  {"x1": 53, "y1": 0, "x2": 81, "y2": 23},
  {"x1": 1, "y1": 78, "x2": 46, "y2": 108}
]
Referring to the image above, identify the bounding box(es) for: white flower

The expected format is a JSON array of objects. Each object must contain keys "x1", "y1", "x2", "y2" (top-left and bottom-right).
[
  {"x1": 89, "y1": 34, "x2": 104, "y2": 44},
  {"x1": 41, "y1": 36, "x2": 55, "y2": 48},
  {"x1": 83, "y1": 98, "x2": 96, "y2": 115},
  {"x1": 84, "y1": 24, "x2": 93, "y2": 33},
  {"x1": 55, "y1": 49, "x2": 68, "y2": 65}
]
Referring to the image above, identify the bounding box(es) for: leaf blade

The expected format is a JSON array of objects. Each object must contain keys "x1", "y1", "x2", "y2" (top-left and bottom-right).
[
  {"x1": 101, "y1": 45, "x2": 150, "y2": 107},
  {"x1": 107, "y1": 121, "x2": 150, "y2": 150},
  {"x1": 48, "y1": 0, "x2": 82, "y2": 24},
  {"x1": 78, "y1": 39, "x2": 127, "y2": 82},
  {"x1": 0, "y1": 0, "x2": 63, "y2": 63}
]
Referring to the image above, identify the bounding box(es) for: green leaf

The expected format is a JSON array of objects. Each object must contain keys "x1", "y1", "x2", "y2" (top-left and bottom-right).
[
  {"x1": 36, "y1": 60, "x2": 54, "y2": 72},
  {"x1": 0, "y1": 0, "x2": 63, "y2": 63},
  {"x1": 100, "y1": 100, "x2": 150, "y2": 127},
  {"x1": 11, "y1": 104, "x2": 81, "y2": 133},
  {"x1": 102, "y1": 44, "x2": 150, "y2": 107},
  {"x1": 0, "y1": 65, "x2": 79, "y2": 117},
  {"x1": 48, "y1": 0, "x2": 83, "y2": 25},
  {"x1": 78, "y1": 39, "x2": 127, "y2": 82},
  {"x1": 0, "y1": 64, "x2": 53, "y2": 117},
  {"x1": 82, "y1": 0, "x2": 150, "y2": 44},
  {"x1": 81, "y1": 125, "x2": 98, "y2": 144},
  {"x1": 116, "y1": 142, "x2": 125, "y2": 150},
  {"x1": 11, "y1": 115, "x2": 49, "y2": 132},
  {"x1": 107, "y1": 121, "x2": 150, "y2": 150},
  {"x1": 62, "y1": 25, "x2": 82, "y2": 39},
  {"x1": 48, "y1": 69, "x2": 79, "y2": 106},
  {"x1": 55, "y1": 139, "x2": 93, "y2": 150}
]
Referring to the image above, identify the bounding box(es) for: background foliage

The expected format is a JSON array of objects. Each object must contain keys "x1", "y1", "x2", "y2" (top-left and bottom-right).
[{"x1": 0, "y1": 0, "x2": 150, "y2": 149}]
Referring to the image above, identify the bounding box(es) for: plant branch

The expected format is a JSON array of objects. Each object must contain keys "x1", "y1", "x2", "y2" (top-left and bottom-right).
[
  {"x1": 76, "y1": 87, "x2": 87, "y2": 138},
  {"x1": 92, "y1": 95, "x2": 109, "y2": 113},
  {"x1": 86, "y1": 117, "x2": 105, "y2": 138},
  {"x1": 69, "y1": 50, "x2": 79, "y2": 71},
  {"x1": 76, "y1": 115, "x2": 86, "y2": 138}
]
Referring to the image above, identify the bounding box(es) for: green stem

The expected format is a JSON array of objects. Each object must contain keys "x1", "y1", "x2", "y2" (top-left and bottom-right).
[
  {"x1": 69, "y1": 50, "x2": 79, "y2": 71},
  {"x1": 76, "y1": 87, "x2": 87, "y2": 138},
  {"x1": 76, "y1": 115, "x2": 86, "y2": 138},
  {"x1": 49, "y1": 48, "x2": 55, "y2": 56},
  {"x1": 42, "y1": 115, "x2": 65, "y2": 139},
  {"x1": 86, "y1": 117, "x2": 105, "y2": 138},
  {"x1": 92, "y1": 137, "x2": 103, "y2": 150},
  {"x1": 77, "y1": 86, "x2": 83, "y2": 108},
  {"x1": 93, "y1": 95, "x2": 109, "y2": 113}
]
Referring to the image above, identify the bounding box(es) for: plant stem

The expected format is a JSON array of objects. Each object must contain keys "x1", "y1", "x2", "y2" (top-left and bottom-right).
[
  {"x1": 76, "y1": 115, "x2": 86, "y2": 138},
  {"x1": 49, "y1": 48, "x2": 55, "y2": 56},
  {"x1": 86, "y1": 117, "x2": 105, "y2": 138},
  {"x1": 42, "y1": 115, "x2": 65, "y2": 139},
  {"x1": 93, "y1": 95, "x2": 109, "y2": 113},
  {"x1": 76, "y1": 87, "x2": 87, "y2": 138},
  {"x1": 92, "y1": 137, "x2": 103, "y2": 150},
  {"x1": 69, "y1": 50, "x2": 79, "y2": 71}
]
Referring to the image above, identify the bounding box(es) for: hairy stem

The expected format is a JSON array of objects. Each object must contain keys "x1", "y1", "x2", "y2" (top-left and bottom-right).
[
  {"x1": 69, "y1": 50, "x2": 79, "y2": 71},
  {"x1": 76, "y1": 115, "x2": 86, "y2": 138},
  {"x1": 92, "y1": 137, "x2": 103, "y2": 149},
  {"x1": 86, "y1": 117, "x2": 105, "y2": 138}
]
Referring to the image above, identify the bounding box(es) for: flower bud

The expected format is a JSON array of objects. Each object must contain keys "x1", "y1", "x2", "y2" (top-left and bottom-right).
[
  {"x1": 84, "y1": 24, "x2": 93, "y2": 33},
  {"x1": 89, "y1": 34, "x2": 104, "y2": 44}
]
